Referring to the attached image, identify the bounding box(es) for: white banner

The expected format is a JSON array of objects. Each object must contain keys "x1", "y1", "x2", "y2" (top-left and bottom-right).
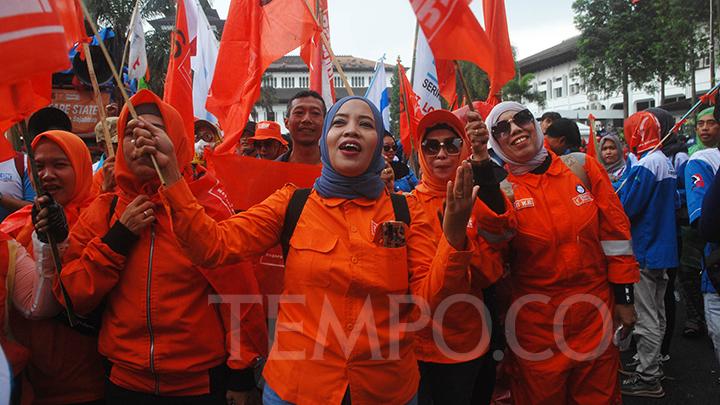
[{"x1": 412, "y1": 29, "x2": 441, "y2": 115}]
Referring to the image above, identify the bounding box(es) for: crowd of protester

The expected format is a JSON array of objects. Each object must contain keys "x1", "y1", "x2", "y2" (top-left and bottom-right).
[{"x1": 0, "y1": 86, "x2": 720, "y2": 405}]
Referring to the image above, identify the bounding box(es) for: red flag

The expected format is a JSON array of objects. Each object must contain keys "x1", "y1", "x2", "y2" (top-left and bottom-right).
[
  {"x1": 483, "y1": 0, "x2": 515, "y2": 103},
  {"x1": 0, "y1": 0, "x2": 82, "y2": 139},
  {"x1": 586, "y1": 113, "x2": 598, "y2": 159},
  {"x1": 210, "y1": 0, "x2": 316, "y2": 154},
  {"x1": 397, "y1": 62, "x2": 421, "y2": 154},
  {"x1": 435, "y1": 59, "x2": 457, "y2": 105},
  {"x1": 410, "y1": 0, "x2": 495, "y2": 101},
  {"x1": 300, "y1": 0, "x2": 335, "y2": 108},
  {"x1": 164, "y1": 0, "x2": 197, "y2": 145}
]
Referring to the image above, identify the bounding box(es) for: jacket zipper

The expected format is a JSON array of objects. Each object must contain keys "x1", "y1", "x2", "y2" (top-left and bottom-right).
[{"x1": 147, "y1": 224, "x2": 159, "y2": 394}]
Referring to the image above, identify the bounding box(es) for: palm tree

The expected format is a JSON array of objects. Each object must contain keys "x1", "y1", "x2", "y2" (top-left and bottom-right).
[{"x1": 502, "y1": 73, "x2": 546, "y2": 108}]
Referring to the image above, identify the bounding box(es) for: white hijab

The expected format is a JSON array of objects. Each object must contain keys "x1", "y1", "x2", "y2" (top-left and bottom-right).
[{"x1": 486, "y1": 101, "x2": 548, "y2": 175}]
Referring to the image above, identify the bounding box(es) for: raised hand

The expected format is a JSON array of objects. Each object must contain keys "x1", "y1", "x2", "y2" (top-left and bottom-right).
[
  {"x1": 442, "y1": 161, "x2": 479, "y2": 250},
  {"x1": 119, "y1": 195, "x2": 156, "y2": 235},
  {"x1": 126, "y1": 118, "x2": 181, "y2": 185},
  {"x1": 465, "y1": 111, "x2": 490, "y2": 161},
  {"x1": 32, "y1": 194, "x2": 68, "y2": 243}
]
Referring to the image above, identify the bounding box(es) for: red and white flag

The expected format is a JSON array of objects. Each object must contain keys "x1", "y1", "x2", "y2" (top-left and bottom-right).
[
  {"x1": 127, "y1": 2, "x2": 147, "y2": 82},
  {"x1": 300, "y1": 0, "x2": 335, "y2": 109}
]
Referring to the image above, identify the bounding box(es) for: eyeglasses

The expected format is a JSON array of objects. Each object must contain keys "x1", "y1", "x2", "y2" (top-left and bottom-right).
[
  {"x1": 421, "y1": 137, "x2": 463, "y2": 156},
  {"x1": 383, "y1": 144, "x2": 397, "y2": 152},
  {"x1": 491, "y1": 109, "x2": 535, "y2": 140}
]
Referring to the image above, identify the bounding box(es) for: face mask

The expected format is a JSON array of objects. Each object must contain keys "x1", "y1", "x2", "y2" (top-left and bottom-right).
[{"x1": 195, "y1": 139, "x2": 212, "y2": 158}]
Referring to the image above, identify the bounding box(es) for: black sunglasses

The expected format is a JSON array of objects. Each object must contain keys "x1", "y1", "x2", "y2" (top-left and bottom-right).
[
  {"x1": 383, "y1": 144, "x2": 398, "y2": 152},
  {"x1": 421, "y1": 137, "x2": 463, "y2": 156},
  {"x1": 491, "y1": 109, "x2": 535, "y2": 140}
]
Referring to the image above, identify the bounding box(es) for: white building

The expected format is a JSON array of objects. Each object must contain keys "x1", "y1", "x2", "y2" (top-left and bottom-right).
[
  {"x1": 518, "y1": 35, "x2": 719, "y2": 127},
  {"x1": 255, "y1": 55, "x2": 393, "y2": 133}
]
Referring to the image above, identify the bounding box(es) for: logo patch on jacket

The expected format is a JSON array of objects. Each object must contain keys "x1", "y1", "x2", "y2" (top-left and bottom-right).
[
  {"x1": 514, "y1": 198, "x2": 535, "y2": 211},
  {"x1": 691, "y1": 173, "x2": 705, "y2": 190},
  {"x1": 572, "y1": 193, "x2": 594, "y2": 206}
]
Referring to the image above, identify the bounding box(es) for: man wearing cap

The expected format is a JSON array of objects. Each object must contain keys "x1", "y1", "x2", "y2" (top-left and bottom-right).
[
  {"x1": 250, "y1": 121, "x2": 288, "y2": 160},
  {"x1": 538, "y1": 111, "x2": 562, "y2": 135},
  {"x1": 92, "y1": 117, "x2": 119, "y2": 193}
]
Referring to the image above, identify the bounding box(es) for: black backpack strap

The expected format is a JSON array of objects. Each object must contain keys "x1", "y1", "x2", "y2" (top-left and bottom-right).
[
  {"x1": 108, "y1": 195, "x2": 119, "y2": 223},
  {"x1": 390, "y1": 193, "x2": 411, "y2": 226},
  {"x1": 280, "y1": 188, "x2": 312, "y2": 259}
]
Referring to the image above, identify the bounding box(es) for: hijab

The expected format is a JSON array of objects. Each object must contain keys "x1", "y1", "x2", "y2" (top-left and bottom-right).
[
  {"x1": 598, "y1": 134, "x2": 626, "y2": 180},
  {"x1": 625, "y1": 111, "x2": 662, "y2": 155},
  {"x1": 486, "y1": 101, "x2": 548, "y2": 175},
  {"x1": 415, "y1": 109, "x2": 471, "y2": 196},
  {"x1": 116, "y1": 89, "x2": 193, "y2": 200},
  {"x1": 10, "y1": 131, "x2": 96, "y2": 252},
  {"x1": 313, "y1": 96, "x2": 386, "y2": 200}
]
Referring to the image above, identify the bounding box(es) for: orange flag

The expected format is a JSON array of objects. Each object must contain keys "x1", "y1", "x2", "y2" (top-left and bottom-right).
[
  {"x1": 300, "y1": 0, "x2": 335, "y2": 108},
  {"x1": 397, "y1": 61, "x2": 421, "y2": 154},
  {"x1": 483, "y1": 0, "x2": 515, "y2": 103},
  {"x1": 586, "y1": 113, "x2": 598, "y2": 159},
  {"x1": 435, "y1": 59, "x2": 457, "y2": 105},
  {"x1": 410, "y1": 0, "x2": 495, "y2": 100},
  {"x1": 210, "y1": 0, "x2": 316, "y2": 154},
  {"x1": 164, "y1": 0, "x2": 197, "y2": 145},
  {"x1": 0, "y1": 0, "x2": 84, "y2": 140}
]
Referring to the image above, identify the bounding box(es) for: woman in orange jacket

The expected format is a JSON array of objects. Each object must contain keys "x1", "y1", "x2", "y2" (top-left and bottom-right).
[
  {"x1": 411, "y1": 109, "x2": 504, "y2": 405},
  {"x1": 50, "y1": 90, "x2": 266, "y2": 405},
  {"x1": 2, "y1": 130, "x2": 105, "y2": 404},
  {"x1": 466, "y1": 101, "x2": 640, "y2": 405},
  {"x1": 133, "y1": 96, "x2": 479, "y2": 405}
]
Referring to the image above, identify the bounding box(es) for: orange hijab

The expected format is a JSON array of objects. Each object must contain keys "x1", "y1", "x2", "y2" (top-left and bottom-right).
[
  {"x1": 9, "y1": 131, "x2": 95, "y2": 251},
  {"x1": 115, "y1": 89, "x2": 193, "y2": 201},
  {"x1": 415, "y1": 109, "x2": 471, "y2": 196}
]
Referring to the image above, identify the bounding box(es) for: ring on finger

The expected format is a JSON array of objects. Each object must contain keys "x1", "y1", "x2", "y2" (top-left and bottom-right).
[{"x1": 143, "y1": 209, "x2": 150, "y2": 218}]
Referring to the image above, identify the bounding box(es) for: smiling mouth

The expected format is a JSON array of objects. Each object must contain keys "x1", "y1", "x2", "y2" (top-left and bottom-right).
[
  {"x1": 511, "y1": 135, "x2": 529, "y2": 146},
  {"x1": 339, "y1": 141, "x2": 361, "y2": 152}
]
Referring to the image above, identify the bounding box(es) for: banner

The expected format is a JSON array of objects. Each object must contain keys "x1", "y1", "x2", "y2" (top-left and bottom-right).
[
  {"x1": 49, "y1": 89, "x2": 110, "y2": 136},
  {"x1": 412, "y1": 30, "x2": 442, "y2": 115}
]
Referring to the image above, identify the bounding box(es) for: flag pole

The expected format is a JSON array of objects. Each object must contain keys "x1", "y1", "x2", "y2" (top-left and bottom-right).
[
  {"x1": 615, "y1": 81, "x2": 720, "y2": 194},
  {"x1": 79, "y1": 0, "x2": 167, "y2": 185},
  {"x1": 120, "y1": 0, "x2": 142, "y2": 72},
  {"x1": 410, "y1": 23, "x2": 419, "y2": 87},
  {"x1": 302, "y1": 0, "x2": 354, "y2": 95},
  {"x1": 398, "y1": 58, "x2": 417, "y2": 172},
  {"x1": 83, "y1": 43, "x2": 115, "y2": 158},
  {"x1": 454, "y1": 61, "x2": 475, "y2": 112}
]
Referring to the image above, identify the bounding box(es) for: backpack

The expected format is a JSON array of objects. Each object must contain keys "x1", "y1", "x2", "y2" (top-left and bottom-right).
[{"x1": 279, "y1": 189, "x2": 411, "y2": 260}]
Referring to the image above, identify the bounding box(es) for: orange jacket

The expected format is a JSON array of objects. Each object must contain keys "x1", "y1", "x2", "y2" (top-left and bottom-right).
[
  {"x1": 4, "y1": 131, "x2": 105, "y2": 405},
  {"x1": 476, "y1": 153, "x2": 639, "y2": 361},
  {"x1": 56, "y1": 90, "x2": 266, "y2": 396},
  {"x1": 0, "y1": 233, "x2": 30, "y2": 378},
  {"x1": 159, "y1": 179, "x2": 475, "y2": 405},
  {"x1": 410, "y1": 188, "x2": 504, "y2": 363}
]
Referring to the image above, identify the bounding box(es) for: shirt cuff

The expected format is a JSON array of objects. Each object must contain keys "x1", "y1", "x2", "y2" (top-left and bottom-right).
[
  {"x1": 612, "y1": 283, "x2": 635, "y2": 305},
  {"x1": 101, "y1": 222, "x2": 139, "y2": 256}
]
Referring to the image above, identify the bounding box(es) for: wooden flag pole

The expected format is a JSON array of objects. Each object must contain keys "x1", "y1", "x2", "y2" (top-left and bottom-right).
[
  {"x1": 302, "y1": 0, "x2": 354, "y2": 95},
  {"x1": 83, "y1": 43, "x2": 115, "y2": 158},
  {"x1": 454, "y1": 61, "x2": 475, "y2": 112},
  {"x1": 79, "y1": 0, "x2": 166, "y2": 185}
]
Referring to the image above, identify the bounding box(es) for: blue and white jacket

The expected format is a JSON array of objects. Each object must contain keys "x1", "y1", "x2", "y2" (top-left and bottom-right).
[
  {"x1": 619, "y1": 150, "x2": 679, "y2": 270},
  {"x1": 685, "y1": 148, "x2": 720, "y2": 294}
]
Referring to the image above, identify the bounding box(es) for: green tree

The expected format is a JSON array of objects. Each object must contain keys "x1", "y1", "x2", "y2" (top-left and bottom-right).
[
  {"x1": 455, "y1": 61, "x2": 489, "y2": 103},
  {"x1": 389, "y1": 64, "x2": 401, "y2": 136},
  {"x1": 502, "y1": 72, "x2": 546, "y2": 107}
]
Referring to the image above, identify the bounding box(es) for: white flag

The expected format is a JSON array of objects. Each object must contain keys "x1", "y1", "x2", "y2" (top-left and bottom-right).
[
  {"x1": 127, "y1": 4, "x2": 147, "y2": 82},
  {"x1": 412, "y1": 29, "x2": 441, "y2": 115},
  {"x1": 192, "y1": 3, "x2": 218, "y2": 123},
  {"x1": 365, "y1": 56, "x2": 390, "y2": 131}
]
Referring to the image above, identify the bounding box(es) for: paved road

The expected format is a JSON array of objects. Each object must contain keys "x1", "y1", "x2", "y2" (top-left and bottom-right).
[{"x1": 623, "y1": 300, "x2": 720, "y2": 404}]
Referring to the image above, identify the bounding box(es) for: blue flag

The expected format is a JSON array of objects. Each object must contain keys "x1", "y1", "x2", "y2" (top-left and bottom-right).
[{"x1": 365, "y1": 56, "x2": 390, "y2": 132}]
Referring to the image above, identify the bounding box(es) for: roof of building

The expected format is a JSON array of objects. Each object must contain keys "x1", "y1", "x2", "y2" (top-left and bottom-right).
[
  {"x1": 267, "y1": 55, "x2": 393, "y2": 73},
  {"x1": 518, "y1": 35, "x2": 580, "y2": 74}
]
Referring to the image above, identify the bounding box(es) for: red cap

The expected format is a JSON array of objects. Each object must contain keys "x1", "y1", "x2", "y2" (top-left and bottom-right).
[
  {"x1": 417, "y1": 109, "x2": 466, "y2": 141},
  {"x1": 249, "y1": 121, "x2": 287, "y2": 145}
]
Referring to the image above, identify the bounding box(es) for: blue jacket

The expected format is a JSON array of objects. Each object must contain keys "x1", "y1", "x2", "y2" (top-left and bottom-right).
[{"x1": 619, "y1": 150, "x2": 679, "y2": 269}]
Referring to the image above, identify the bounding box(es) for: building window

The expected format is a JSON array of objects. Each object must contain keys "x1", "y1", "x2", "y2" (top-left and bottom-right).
[
  {"x1": 262, "y1": 76, "x2": 277, "y2": 88},
  {"x1": 267, "y1": 111, "x2": 276, "y2": 121},
  {"x1": 334, "y1": 76, "x2": 342, "y2": 88},
  {"x1": 569, "y1": 83, "x2": 580, "y2": 96},
  {"x1": 697, "y1": 54, "x2": 711, "y2": 70},
  {"x1": 636, "y1": 99, "x2": 656, "y2": 111},
  {"x1": 299, "y1": 76, "x2": 309, "y2": 88},
  {"x1": 281, "y1": 77, "x2": 296, "y2": 88},
  {"x1": 554, "y1": 87, "x2": 562, "y2": 98}
]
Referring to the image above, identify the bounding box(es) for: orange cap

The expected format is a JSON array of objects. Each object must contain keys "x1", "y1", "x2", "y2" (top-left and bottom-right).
[{"x1": 250, "y1": 121, "x2": 287, "y2": 145}]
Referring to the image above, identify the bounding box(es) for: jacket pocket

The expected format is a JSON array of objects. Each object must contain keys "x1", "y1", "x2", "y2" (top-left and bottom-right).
[
  {"x1": 287, "y1": 235, "x2": 338, "y2": 287},
  {"x1": 364, "y1": 246, "x2": 409, "y2": 293}
]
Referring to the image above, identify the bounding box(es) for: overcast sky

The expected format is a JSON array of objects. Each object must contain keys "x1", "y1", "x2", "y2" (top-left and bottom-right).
[{"x1": 211, "y1": 0, "x2": 579, "y2": 63}]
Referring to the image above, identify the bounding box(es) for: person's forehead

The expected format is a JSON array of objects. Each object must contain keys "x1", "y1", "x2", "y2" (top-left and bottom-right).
[
  {"x1": 498, "y1": 110, "x2": 518, "y2": 121},
  {"x1": 698, "y1": 115, "x2": 716, "y2": 121},
  {"x1": 425, "y1": 128, "x2": 458, "y2": 139},
  {"x1": 336, "y1": 99, "x2": 373, "y2": 117},
  {"x1": 383, "y1": 136, "x2": 394, "y2": 143},
  {"x1": 291, "y1": 96, "x2": 324, "y2": 111}
]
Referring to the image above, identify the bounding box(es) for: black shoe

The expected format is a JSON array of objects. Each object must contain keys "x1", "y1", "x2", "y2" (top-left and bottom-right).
[{"x1": 621, "y1": 374, "x2": 665, "y2": 398}]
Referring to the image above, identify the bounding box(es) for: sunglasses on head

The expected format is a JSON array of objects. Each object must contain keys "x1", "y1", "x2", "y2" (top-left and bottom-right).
[
  {"x1": 491, "y1": 109, "x2": 535, "y2": 140},
  {"x1": 421, "y1": 137, "x2": 463, "y2": 156},
  {"x1": 383, "y1": 144, "x2": 398, "y2": 152}
]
